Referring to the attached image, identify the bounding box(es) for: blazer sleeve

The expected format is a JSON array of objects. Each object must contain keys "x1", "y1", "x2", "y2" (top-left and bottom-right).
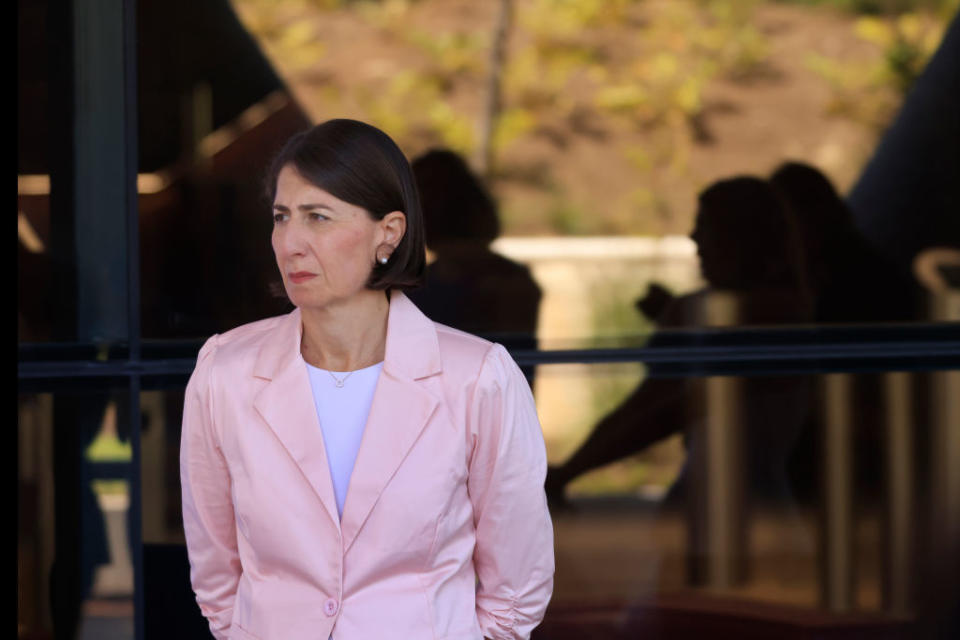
[
  {"x1": 180, "y1": 335, "x2": 241, "y2": 640},
  {"x1": 467, "y1": 343, "x2": 555, "y2": 640}
]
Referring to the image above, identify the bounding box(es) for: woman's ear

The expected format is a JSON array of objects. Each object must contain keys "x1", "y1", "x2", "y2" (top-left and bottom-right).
[{"x1": 380, "y1": 211, "x2": 407, "y2": 246}]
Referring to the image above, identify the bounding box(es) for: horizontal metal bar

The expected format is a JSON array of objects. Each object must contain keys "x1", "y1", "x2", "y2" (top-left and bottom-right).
[
  {"x1": 509, "y1": 342, "x2": 960, "y2": 365},
  {"x1": 18, "y1": 322, "x2": 960, "y2": 359},
  {"x1": 19, "y1": 359, "x2": 197, "y2": 379},
  {"x1": 17, "y1": 321, "x2": 960, "y2": 388},
  {"x1": 17, "y1": 340, "x2": 960, "y2": 382}
]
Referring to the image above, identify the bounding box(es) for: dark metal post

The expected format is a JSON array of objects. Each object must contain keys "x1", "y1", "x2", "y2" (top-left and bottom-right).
[
  {"x1": 687, "y1": 291, "x2": 747, "y2": 587},
  {"x1": 820, "y1": 373, "x2": 855, "y2": 612},
  {"x1": 927, "y1": 293, "x2": 960, "y2": 635},
  {"x1": 882, "y1": 372, "x2": 913, "y2": 615},
  {"x1": 73, "y1": 0, "x2": 130, "y2": 342},
  {"x1": 121, "y1": 0, "x2": 143, "y2": 636}
]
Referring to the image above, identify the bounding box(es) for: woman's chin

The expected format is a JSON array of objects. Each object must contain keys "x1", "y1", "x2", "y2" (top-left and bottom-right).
[
  {"x1": 290, "y1": 291, "x2": 372, "y2": 312},
  {"x1": 287, "y1": 291, "x2": 328, "y2": 310}
]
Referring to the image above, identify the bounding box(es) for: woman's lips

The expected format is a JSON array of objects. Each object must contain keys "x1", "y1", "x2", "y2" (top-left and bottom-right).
[{"x1": 288, "y1": 272, "x2": 317, "y2": 284}]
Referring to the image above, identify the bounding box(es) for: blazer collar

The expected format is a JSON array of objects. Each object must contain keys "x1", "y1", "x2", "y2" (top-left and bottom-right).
[
  {"x1": 252, "y1": 290, "x2": 442, "y2": 382},
  {"x1": 251, "y1": 290, "x2": 442, "y2": 544}
]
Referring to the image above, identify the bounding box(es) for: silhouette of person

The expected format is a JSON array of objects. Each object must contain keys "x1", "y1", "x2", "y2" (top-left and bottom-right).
[
  {"x1": 545, "y1": 176, "x2": 814, "y2": 510},
  {"x1": 770, "y1": 161, "x2": 920, "y2": 324},
  {"x1": 407, "y1": 149, "x2": 541, "y2": 386},
  {"x1": 770, "y1": 161, "x2": 924, "y2": 504}
]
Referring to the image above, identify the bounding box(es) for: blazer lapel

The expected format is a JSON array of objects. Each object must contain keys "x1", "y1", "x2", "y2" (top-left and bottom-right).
[
  {"x1": 253, "y1": 308, "x2": 341, "y2": 532},
  {"x1": 340, "y1": 291, "x2": 442, "y2": 554}
]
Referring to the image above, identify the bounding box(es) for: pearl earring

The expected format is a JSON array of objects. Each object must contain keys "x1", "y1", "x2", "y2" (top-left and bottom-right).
[{"x1": 379, "y1": 255, "x2": 388, "y2": 264}]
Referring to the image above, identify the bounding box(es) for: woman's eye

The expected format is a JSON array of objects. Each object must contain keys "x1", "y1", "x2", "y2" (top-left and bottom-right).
[
  {"x1": 273, "y1": 212, "x2": 289, "y2": 224},
  {"x1": 309, "y1": 212, "x2": 328, "y2": 221}
]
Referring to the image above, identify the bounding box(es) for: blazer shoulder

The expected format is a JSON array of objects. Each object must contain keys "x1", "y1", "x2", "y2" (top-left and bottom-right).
[
  {"x1": 217, "y1": 314, "x2": 287, "y2": 346},
  {"x1": 433, "y1": 322, "x2": 494, "y2": 358},
  {"x1": 200, "y1": 313, "x2": 290, "y2": 370},
  {"x1": 432, "y1": 322, "x2": 499, "y2": 379},
  {"x1": 431, "y1": 323, "x2": 529, "y2": 394}
]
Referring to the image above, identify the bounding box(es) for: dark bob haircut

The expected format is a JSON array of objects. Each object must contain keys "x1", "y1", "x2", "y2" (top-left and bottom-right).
[{"x1": 265, "y1": 119, "x2": 425, "y2": 291}]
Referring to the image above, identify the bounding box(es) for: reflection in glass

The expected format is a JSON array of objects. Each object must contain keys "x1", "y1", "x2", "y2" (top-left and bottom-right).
[
  {"x1": 136, "y1": 0, "x2": 311, "y2": 342},
  {"x1": 546, "y1": 179, "x2": 815, "y2": 511},
  {"x1": 534, "y1": 362, "x2": 959, "y2": 637},
  {"x1": 408, "y1": 148, "x2": 542, "y2": 384},
  {"x1": 18, "y1": 390, "x2": 135, "y2": 640},
  {"x1": 139, "y1": 390, "x2": 211, "y2": 638}
]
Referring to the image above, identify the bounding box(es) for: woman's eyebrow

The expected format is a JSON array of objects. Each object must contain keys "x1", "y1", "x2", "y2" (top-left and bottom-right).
[
  {"x1": 299, "y1": 203, "x2": 334, "y2": 212},
  {"x1": 271, "y1": 203, "x2": 335, "y2": 211}
]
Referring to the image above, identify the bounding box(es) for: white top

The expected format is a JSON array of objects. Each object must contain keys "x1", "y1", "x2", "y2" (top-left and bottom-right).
[{"x1": 304, "y1": 360, "x2": 383, "y2": 519}]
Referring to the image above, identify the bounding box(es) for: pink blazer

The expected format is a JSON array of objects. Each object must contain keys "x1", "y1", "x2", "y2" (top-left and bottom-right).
[{"x1": 180, "y1": 291, "x2": 555, "y2": 640}]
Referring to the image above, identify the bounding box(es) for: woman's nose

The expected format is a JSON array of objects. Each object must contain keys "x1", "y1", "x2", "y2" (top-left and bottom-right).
[{"x1": 278, "y1": 220, "x2": 308, "y2": 255}]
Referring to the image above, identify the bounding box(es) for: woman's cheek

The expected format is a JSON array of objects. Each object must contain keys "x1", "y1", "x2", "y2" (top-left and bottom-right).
[{"x1": 331, "y1": 230, "x2": 373, "y2": 285}]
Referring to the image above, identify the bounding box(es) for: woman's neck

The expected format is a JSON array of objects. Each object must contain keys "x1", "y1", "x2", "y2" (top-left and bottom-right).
[{"x1": 299, "y1": 290, "x2": 390, "y2": 371}]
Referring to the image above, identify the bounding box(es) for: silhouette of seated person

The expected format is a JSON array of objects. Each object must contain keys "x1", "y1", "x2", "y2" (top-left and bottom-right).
[
  {"x1": 545, "y1": 177, "x2": 815, "y2": 510},
  {"x1": 770, "y1": 161, "x2": 920, "y2": 324},
  {"x1": 770, "y1": 161, "x2": 924, "y2": 505},
  {"x1": 407, "y1": 149, "x2": 542, "y2": 385}
]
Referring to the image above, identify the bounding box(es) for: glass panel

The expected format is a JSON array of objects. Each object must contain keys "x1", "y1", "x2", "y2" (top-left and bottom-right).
[
  {"x1": 148, "y1": 359, "x2": 960, "y2": 637},
  {"x1": 18, "y1": 389, "x2": 135, "y2": 640},
  {"x1": 539, "y1": 363, "x2": 960, "y2": 637},
  {"x1": 18, "y1": 0, "x2": 56, "y2": 345},
  {"x1": 140, "y1": 390, "x2": 186, "y2": 546},
  {"x1": 136, "y1": 0, "x2": 309, "y2": 341},
  {"x1": 18, "y1": 0, "x2": 132, "y2": 349},
  {"x1": 139, "y1": 389, "x2": 211, "y2": 638},
  {"x1": 166, "y1": 0, "x2": 957, "y2": 348}
]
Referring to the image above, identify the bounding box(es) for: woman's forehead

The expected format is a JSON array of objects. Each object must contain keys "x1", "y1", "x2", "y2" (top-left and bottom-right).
[
  {"x1": 274, "y1": 167, "x2": 342, "y2": 207},
  {"x1": 276, "y1": 165, "x2": 326, "y2": 195}
]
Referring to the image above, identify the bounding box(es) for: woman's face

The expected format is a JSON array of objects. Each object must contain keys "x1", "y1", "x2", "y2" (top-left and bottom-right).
[
  {"x1": 690, "y1": 208, "x2": 738, "y2": 288},
  {"x1": 271, "y1": 164, "x2": 399, "y2": 311}
]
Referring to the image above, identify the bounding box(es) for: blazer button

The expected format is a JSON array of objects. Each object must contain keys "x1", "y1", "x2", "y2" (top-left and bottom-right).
[{"x1": 324, "y1": 598, "x2": 338, "y2": 616}]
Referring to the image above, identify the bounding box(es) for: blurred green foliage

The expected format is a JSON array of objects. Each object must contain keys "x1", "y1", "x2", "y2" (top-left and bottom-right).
[
  {"x1": 239, "y1": 0, "x2": 328, "y2": 70},
  {"x1": 235, "y1": 0, "x2": 956, "y2": 236},
  {"x1": 503, "y1": 0, "x2": 771, "y2": 228},
  {"x1": 546, "y1": 198, "x2": 588, "y2": 235},
  {"x1": 405, "y1": 29, "x2": 487, "y2": 83},
  {"x1": 589, "y1": 277, "x2": 654, "y2": 344},
  {"x1": 806, "y1": 8, "x2": 951, "y2": 128},
  {"x1": 357, "y1": 69, "x2": 476, "y2": 153},
  {"x1": 493, "y1": 107, "x2": 537, "y2": 154}
]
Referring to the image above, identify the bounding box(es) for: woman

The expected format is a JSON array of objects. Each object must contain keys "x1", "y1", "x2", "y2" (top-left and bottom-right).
[{"x1": 180, "y1": 119, "x2": 554, "y2": 640}]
